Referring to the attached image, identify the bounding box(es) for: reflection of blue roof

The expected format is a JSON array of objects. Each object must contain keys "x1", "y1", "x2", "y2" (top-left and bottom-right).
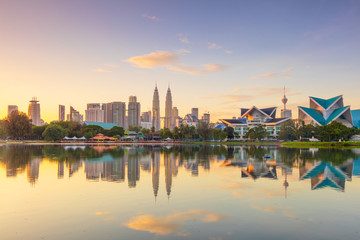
[
  {"x1": 301, "y1": 162, "x2": 348, "y2": 180},
  {"x1": 311, "y1": 95, "x2": 341, "y2": 109},
  {"x1": 353, "y1": 159, "x2": 360, "y2": 176},
  {"x1": 351, "y1": 110, "x2": 360, "y2": 128},
  {"x1": 85, "y1": 155, "x2": 115, "y2": 162},
  {"x1": 299, "y1": 106, "x2": 349, "y2": 126},
  {"x1": 84, "y1": 121, "x2": 118, "y2": 129}
]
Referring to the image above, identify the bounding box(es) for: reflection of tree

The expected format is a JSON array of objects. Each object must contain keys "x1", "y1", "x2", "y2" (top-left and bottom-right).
[
  {"x1": 0, "y1": 146, "x2": 37, "y2": 175},
  {"x1": 297, "y1": 148, "x2": 358, "y2": 165},
  {"x1": 243, "y1": 146, "x2": 270, "y2": 160}
]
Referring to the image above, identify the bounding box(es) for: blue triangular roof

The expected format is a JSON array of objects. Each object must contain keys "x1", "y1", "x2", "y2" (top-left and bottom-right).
[
  {"x1": 84, "y1": 121, "x2": 118, "y2": 129},
  {"x1": 241, "y1": 108, "x2": 249, "y2": 116},
  {"x1": 325, "y1": 106, "x2": 348, "y2": 124},
  {"x1": 299, "y1": 107, "x2": 325, "y2": 125},
  {"x1": 310, "y1": 95, "x2": 341, "y2": 110},
  {"x1": 351, "y1": 110, "x2": 360, "y2": 128}
]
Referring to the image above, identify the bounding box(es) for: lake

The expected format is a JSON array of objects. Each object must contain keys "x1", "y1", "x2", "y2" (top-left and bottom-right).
[{"x1": 1, "y1": 145, "x2": 360, "y2": 240}]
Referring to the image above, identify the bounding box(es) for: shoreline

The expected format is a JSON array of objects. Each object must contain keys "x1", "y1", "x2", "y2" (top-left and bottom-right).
[{"x1": 1, "y1": 140, "x2": 360, "y2": 148}]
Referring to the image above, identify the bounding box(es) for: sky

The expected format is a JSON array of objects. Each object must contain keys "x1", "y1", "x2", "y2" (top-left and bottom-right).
[{"x1": 1, "y1": 0, "x2": 360, "y2": 123}]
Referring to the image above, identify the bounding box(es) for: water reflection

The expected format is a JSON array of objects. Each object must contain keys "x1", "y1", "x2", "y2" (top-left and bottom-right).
[{"x1": 1, "y1": 145, "x2": 360, "y2": 195}]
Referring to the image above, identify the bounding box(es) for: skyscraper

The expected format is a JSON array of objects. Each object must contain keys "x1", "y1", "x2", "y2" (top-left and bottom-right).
[
  {"x1": 191, "y1": 108, "x2": 199, "y2": 119},
  {"x1": 172, "y1": 107, "x2": 179, "y2": 129},
  {"x1": 202, "y1": 113, "x2": 210, "y2": 124},
  {"x1": 85, "y1": 103, "x2": 104, "y2": 122},
  {"x1": 164, "y1": 87, "x2": 172, "y2": 129},
  {"x1": 68, "y1": 106, "x2": 83, "y2": 123},
  {"x1": 28, "y1": 97, "x2": 41, "y2": 126},
  {"x1": 112, "y1": 102, "x2": 126, "y2": 128},
  {"x1": 152, "y1": 85, "x2": 161, "y2": 131},
  {"x1": 59, "y1": 105, "x2": 65, "y2": 121},
  {"x1": 102, "y1": 103, "x2": 113, "y2": 123},
  {"x1": 128, "y1": 96, "x2": 141, "y2": 127},
  {"x1": 7, "y1": 105, "x2": 18, "y2": 118}
]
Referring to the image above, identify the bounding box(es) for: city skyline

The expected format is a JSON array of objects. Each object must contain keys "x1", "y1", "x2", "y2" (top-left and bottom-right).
[{"x1": 1, "y1": 1, "x2": 360, "y2": 123}]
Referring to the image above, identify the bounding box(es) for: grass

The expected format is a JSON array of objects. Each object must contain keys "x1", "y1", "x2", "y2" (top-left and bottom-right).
[{"x1": 281, "y1": 141, "x2": 360, "y2": 148}]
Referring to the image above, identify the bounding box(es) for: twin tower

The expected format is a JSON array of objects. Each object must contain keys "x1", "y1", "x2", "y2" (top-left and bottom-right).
[{"x1": 152, "y1": 85, "x2": 174, "y2": 131}]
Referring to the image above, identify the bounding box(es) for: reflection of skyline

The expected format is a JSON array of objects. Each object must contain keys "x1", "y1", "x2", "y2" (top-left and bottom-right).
[{"x1": 2, "y1": 146, "x2": 360, "y2": 196}]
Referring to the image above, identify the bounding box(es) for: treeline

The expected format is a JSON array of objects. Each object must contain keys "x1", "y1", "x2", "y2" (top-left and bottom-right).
[
  {"x1": 278, "y1": 120, "x2": 360, "y2": 141},
  {"x1": 0, "y1": 111, "x2": 230, "y2": 141}
]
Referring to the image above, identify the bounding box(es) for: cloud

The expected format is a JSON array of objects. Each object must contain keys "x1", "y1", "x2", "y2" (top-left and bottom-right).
[
  {"x1": 282, "y1": 67, "x2": 294, "y2": 73},
  {"x1": 93, "y1": 211, "x2": 110, "y2": 216},
  {"x1": 94, "y1": 69, "x2": 111, "y2": 73},
  {"x1": 177, "y1": 33, "x2": 190, "y2": 44},
  {"x1": 225, "y1": 50, "x2": 233, "y2": 54},
  {"x1": 124, "y1": 210, "x2": 227, "y2": 236},
  {"x1": 125, "y1": 51, "x2": 178, "y2": 68},
  {"x1": 175, "y1": 49, "x2": 191, "y2": 55},
  {"x1": 168, "y1": 64, "x2": 226, "y2": 76},
  {"x1": 208, "y1": 42, "x2": 222, "y2": 49},
  {"x1": 142, "y1": 14, "x2": 161, "y2": 21},
  {"x1": 252, "y1": 72, "x2": 277, "y2": 79}
]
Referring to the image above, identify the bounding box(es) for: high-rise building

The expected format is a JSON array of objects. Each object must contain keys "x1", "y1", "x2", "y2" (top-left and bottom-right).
[
  {"x1": 85, "y1": 103, "x2": 104, "y2": 122},
  {"x1": 141, "y1": 111, "x2": 152, "y2": 122},
  {"x1": 128, "y1": 96, "x2": 141, "y2": 127},
  {"x1": 68, "y1": 106, "x2": 83, "y2": 123},
  {"x1": 164, "y1": 87, "x2": 173, "y2": 129},
  {"x1": 112, "y1": 102, "x2": 126, "y2": 128},
  {"x1": 59, "y1": 105, "x2": 65, "y2": 121},
  {"x1": 28, "y1": 97, "x2": 41, "y2": 126},
  {"x1": 172, "y1": 107, "x2": 179, "y2": 129},
  {"x1": 202, "y1": 112, "x2": 210, "y2": 124},
  {"x1": 152, "y1": 85, "x2": 161, "y2": 131},
  {"x1": 191, "y1": 108, "x2": 199, "y2": 119},
  {"x1": 281, "y1": 87, "x2": 292, "y2": 119},
  {"x1": 7, "y1": 105, "x2": 18, "y2": 118},
  {"x1": 102, "y1": 103, "x2": 113, "y2": 123},
  {"x1": 141, "y1": 111, "x2": 152, "y2": 129}
]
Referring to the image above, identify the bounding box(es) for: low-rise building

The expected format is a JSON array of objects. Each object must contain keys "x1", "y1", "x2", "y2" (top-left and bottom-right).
[{"x1": 221, "y1": 106, "x2": 289, "y2": 140}]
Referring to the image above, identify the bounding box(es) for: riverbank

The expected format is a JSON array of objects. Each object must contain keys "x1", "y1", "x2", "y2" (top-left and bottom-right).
[{"x1": 1, "y1": 140, "x2": 360, "y2": 148}]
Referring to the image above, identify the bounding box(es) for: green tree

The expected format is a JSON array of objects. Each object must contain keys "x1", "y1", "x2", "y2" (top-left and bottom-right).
[
  {"x1": 245, "y1": 125, "x2": 268, "y2": 141},
  {"x1": 278, "y1": 120, "x2": 300, "y2": 141},
  {"x1": 129, "y1": 125, "x2": 142, "y2": 132},
  {"x1": 224, "y1": 126, "x2": 235, "y2": 139},
  {"x1": 196, "y1": 120, "x2": 212, "y2": 140},
  {"x1": 107, "y1": 126, "x2": 125, "y2": 137},
  {"x1": 0, "y1": 120, "x2": 7, "y2": 138},
  {"x1": 42, "y1": 125, "x2": 66, "y2": 141},
  {"x1": 32, "y1": 125, "x2": 48, "y2": 140},
  {"x1": 3, "y1": 111, "x2": 32, "y2": 139}
]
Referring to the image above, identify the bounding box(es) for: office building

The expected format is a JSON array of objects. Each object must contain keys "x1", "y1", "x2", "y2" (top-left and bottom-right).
[
  {"x1": 172, "y1": 107, "x2": 179, "y2": 129},
  {"x1": 202, "y1": 113, "x2": 210, "y2": 124},
  {"x1": 59, "y1": 105, "x2": 65, "y2": 121},
  {"x1": 68, "y1": 106, "x2": 83, "y2": 123},
  {"x1": 112, "y1": 102, "x2": 126, "y2": 128},
  {"x1": 28, "y1": 97, "x2": 41, "y2": 126},
  {"x1": 191, "y1": 108, "x2": 199, "y2": 119},
  {"x1": 85, "y1": 103, "x2": 104, "y2": 122},
  {"x1": 152, "y1": 85, "x2": 161, "y2": 131},
  {"x1": 7, "y1": 105, "x2": 18, "y2": 118},
  {"x1": 164, "y1": 87, "x2": 172, "y2": 129},
  {"x1": 128, "y1": 96, "x2": 141, "y2": 127}
]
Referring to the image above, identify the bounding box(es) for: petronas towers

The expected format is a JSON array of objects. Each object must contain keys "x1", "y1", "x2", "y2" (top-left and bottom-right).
[
  {"x1": 152, "y1": 85, "x2": 174, "y2": 130},
  {"x1": 152, "y1": 85, "x2": 161, "y2": 130}
]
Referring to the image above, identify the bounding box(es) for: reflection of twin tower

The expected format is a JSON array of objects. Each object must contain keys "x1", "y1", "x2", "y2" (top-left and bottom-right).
[{"x1": 152, "y1": 85, "x2": 176, "y2": 130}]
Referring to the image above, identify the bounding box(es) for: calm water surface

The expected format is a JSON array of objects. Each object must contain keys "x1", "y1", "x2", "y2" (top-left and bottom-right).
[{"x1": 1, "y1": 145, "x2": 360, "y2": 240}]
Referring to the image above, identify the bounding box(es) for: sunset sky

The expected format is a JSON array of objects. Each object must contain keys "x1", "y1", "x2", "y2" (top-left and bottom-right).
[{"x1": 1, "y1": 0, "x2": 359, "y2": 123}]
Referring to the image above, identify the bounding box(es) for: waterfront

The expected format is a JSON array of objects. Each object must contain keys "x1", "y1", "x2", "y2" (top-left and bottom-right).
[{"x1": 1, "y1": 145, "x2": 360, "y2": 240}]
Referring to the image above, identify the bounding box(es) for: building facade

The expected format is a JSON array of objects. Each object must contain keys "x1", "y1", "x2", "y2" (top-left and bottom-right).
[
  {"x1": 68, "y1": 106, "x2": 83, "y2": 123},
  {"x1": 112, "y1": 102, "x2": 126, "y2": 128},
  {"x1": 7, "y1": 105, "x2": 18, "y2": 118},
  {"x1": 152, "y1": 86, "x2": 161, "y2": 131},
  {"x1": 221, "y1": 106, "x2": 289, "y2": 139},
  {"x1": 28, "y1": 97, "x2": 41, "y2": 126},
  {"x1": 128, "y1": 96, "x2": 141, "y2": 127},
  {"x1": 191, "y1": 108, "x2": 199, "y2": 119},
  {"x1": 59, "y1": 105, "x2": 65, "y2": 121},
  {"x1": 298, "y1": 95, "x2": 353, "y2": 127},
  {"x1": 85, "y1": 103, "x2": 104, "y2": 122},
  {"x1": 164, "y1": 87, "x2": 172, "y2": 130}
]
